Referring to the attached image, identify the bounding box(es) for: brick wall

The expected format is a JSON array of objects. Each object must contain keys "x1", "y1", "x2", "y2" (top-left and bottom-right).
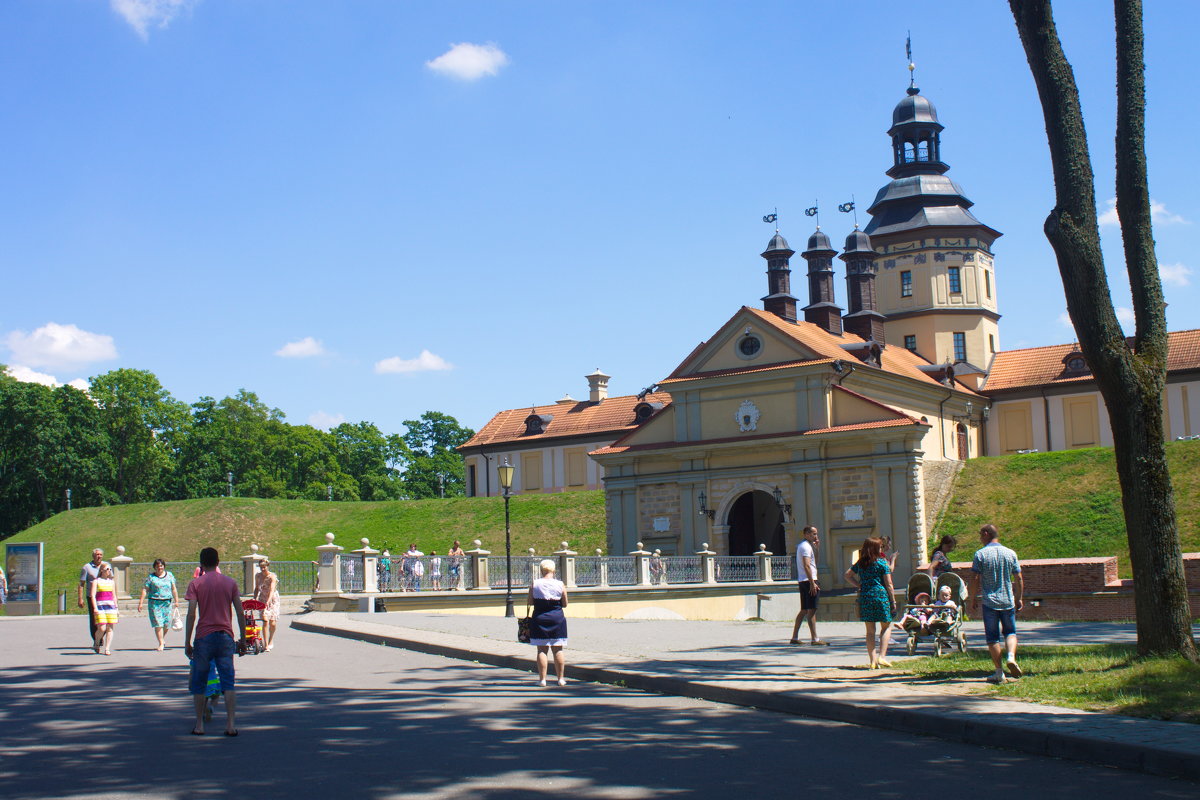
[
  {"x1": 827, "y1": 467, "x2": 875, "y2": 528},
  {"x1": 944, "y1": 552, "x2": 1200, "y2": 621},
  {"x1": 637, "y1": 483, "x2": 680, "y2": 543}
]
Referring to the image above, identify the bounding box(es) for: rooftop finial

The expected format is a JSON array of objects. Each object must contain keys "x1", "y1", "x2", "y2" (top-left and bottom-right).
[
  {"x1": 805, "y1": 201, "x2": 819, "y2": 229},
  {"x1": 838, "y1": 197, "x2": 858, "y2": 227},
  {"x1": 906, "y1": 31, "x2": 917, "y2": 92}
]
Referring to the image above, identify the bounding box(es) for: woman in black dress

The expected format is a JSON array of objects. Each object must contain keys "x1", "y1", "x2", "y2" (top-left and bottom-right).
[
  {"x1": 527, "y1": 559, "x2": 569, "y2": 686},
  {"x1": 927, "y1": 535, "x2": 957, "y2": 577}
]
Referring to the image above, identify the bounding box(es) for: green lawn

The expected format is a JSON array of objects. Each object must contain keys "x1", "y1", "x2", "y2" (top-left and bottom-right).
[
  {"x1": 932, "y1": 440, "x2": 1200, "y2": 575},
  {"x1": 901, "y1": 644, "x2": 1200, "y2": 722},
  {"x1": 2, "y1": 492, "x2": 607, "y2": 613}
]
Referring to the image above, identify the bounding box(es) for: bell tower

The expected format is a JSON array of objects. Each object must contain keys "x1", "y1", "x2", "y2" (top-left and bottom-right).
[{"x1": 864, "y1": 78, "x2": 1002, "y2": 370}]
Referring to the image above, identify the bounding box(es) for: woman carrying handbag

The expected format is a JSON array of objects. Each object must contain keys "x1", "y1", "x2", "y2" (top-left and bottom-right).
[{"x1": 525, "y1": 560, "x2": 569, "y2": 687}]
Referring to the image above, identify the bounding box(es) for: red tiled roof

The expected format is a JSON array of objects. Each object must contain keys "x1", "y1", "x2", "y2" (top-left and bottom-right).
[
  {"x1": 984, "y1": 329, "x2": 1200, "y2": 393},
  {"x1": 664, "y1": 307, "x2": 981, "y2": 395},
  {"x1": 458, "y1": 392, "x2": 673, "y2": 450},
  {"x1": 590, "y1": 415, "x2": 922, "y2": 457}
]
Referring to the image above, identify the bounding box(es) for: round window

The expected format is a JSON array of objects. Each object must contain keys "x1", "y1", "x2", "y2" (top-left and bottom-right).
[{"x1": 738, "y1": 336, "x2": 762, "y2": 358}]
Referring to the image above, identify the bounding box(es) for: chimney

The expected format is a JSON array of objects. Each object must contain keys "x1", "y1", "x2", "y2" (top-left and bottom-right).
[
  {"x1": 801, "y1": 227, "x2": 843, "y2": 335},
  {"x1": 840, "y1": 228, "x2": 886, "y2": 344},
  {"x1": 586, "y1": 369, "x2": 610, "y2": 403},
  {"x1": 760, "y1": 233, "x2": 798, "y2": 322}
]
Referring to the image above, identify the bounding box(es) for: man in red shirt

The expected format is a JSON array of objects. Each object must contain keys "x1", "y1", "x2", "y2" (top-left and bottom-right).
[{"x1": 185, "y1": 548, "x2": 248, "y2": 736}]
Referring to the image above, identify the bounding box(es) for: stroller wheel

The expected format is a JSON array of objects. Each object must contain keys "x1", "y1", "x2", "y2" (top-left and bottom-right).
[
  {"x1": 906, "y1": 636, "x2": 916, "y2": 656},
  {"x1": 934, "y1": 639, "x2": 944, "y2": 657}
]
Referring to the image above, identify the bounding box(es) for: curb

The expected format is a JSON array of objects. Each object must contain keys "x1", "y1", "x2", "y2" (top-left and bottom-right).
[{"x1": 291, "y1": 618, "x2": 1200, "y2": 783}]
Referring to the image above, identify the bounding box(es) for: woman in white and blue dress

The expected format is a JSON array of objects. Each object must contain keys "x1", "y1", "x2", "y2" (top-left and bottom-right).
[{"x1": 527, "y1": 559, "x2": 569, "y2": 686}]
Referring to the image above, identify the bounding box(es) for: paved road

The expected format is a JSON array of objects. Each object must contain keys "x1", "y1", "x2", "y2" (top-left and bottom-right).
[{"x1": 0, "y1": 615, "x2": 1194, "y2": 800}]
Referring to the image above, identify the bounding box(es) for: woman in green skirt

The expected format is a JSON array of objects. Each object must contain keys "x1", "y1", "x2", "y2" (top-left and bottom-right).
[{"x1": 138, "y1": 558, "x2": 179, "y2": 651}]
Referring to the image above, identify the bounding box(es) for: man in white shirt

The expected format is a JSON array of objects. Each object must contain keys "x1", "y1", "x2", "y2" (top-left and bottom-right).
[{"x1": 789, "y1": 526, "x2": 828, "y2": 645}]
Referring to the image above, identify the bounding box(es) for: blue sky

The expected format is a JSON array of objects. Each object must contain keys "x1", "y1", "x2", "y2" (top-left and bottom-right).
[{"x1": 3, "y1": 1, "x2": 1197, "y2": 435}]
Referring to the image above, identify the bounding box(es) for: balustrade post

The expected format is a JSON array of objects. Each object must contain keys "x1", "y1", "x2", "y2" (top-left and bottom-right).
[
  {"x1": 630, "y1": 542, "x2": 651, "y2": 586},
  {"x1": 315, "y1": 532, "x2": 344, "y2": 596},
  {"x1": 697, "y1": 543, "x2": 716, "y2": 584},
  {"x1": 527, "y1": 548, "x2": 540, "y2": 584},
  {"x1": 466, "y1": 540, "x2": 490, "y2": 590},
  {"x1": 597, "y1": 549, "x2": 609, "y2": 587},
  {"x1": 242, "y1": 544, "x2": 265, "y2": 596},
  {"x1": 755, "y1": 543, "x2": 774, "y2": 582},
  {"x1": 353, "y1": 538, "x2": 380, "y2": 594},
  {"x1": 111, "y1": 546, "x2": 133, "y2": 599},
  {"x1": 554, "y1": 542, "x2": 577, "y2": 588}
]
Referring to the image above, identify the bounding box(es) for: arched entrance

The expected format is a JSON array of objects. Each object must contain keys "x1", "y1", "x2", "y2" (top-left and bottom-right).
[
  {"x1": 726, "y1": 490, "x2": 786, "y2": 556},
  {"x1": 956, "y1": 423, "x2": 969, "y2": 460}
]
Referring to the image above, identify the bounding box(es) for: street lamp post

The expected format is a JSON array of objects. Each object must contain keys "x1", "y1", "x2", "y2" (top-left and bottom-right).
[
  {"x1": 227, "y1": 472, "x2": 233, "y2": 498},
  {"x1": 497, "y1": 458, "x2": 515, "y2": 617}
]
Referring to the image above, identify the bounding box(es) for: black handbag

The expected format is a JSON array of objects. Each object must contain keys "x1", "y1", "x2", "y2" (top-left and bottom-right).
[{"x1": 517, "y1": 602, "x2": 532, "y2": 643}]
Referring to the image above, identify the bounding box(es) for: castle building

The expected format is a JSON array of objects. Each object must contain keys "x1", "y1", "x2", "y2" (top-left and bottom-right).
[{"x1": 461, "y1": 78, "x2": 1200, "y2": 586}]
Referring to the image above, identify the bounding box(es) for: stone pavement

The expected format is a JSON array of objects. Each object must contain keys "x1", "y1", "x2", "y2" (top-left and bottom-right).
[{"x1": 294, "y1": 612, "x2": 1200, "y2": 781}]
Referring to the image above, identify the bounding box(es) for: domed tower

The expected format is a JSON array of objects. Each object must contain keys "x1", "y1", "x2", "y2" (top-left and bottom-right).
[
  {"x1": 760, "y1": 232, "x2": 799, "y2": 322},
  {"x1": 841, "y1": 227, "x2": 886, "y2": 344},
  {"x1": 864, "y1": 84, "x2": 1002, "y2": 371},
  {"x1": 801, "y1": 228, "x2": 842, "y2": 335}
]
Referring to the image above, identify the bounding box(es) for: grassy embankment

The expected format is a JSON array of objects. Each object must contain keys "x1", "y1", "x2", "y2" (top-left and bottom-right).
[
  {"x1": 931, "y1": 439, "x2": 1200, "y2": 575},
  {"x1": 3, "y1": 492, "x2": 606, "y2": 613},
  {"x1": 901, "y1": 645, "x2": 1200, "y2": 723}
]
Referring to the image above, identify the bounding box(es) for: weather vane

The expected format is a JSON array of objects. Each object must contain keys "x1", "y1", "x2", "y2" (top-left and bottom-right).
[
  {"x1": 907, "y1": 31, "x2": 916, "y2": 88},
  {"x1": 805, "y1": 201, "x2": 819, "y2": 228},
  {"x1": 762, "y1": 207, "x2": 779, "y2": 232},
  {"x1": 838, "y1": 196, "x2": 858, "y2": 227}
]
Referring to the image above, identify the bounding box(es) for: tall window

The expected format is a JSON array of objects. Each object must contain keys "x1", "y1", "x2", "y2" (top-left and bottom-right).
[
  {"x1": 984, "y1": 269, "x2": 992, "y2": 299},
  {"x1": 989, "y1": 334, "x2": 996, "y2": 353},
  {"x1": 904, "y1": 334, "x2": 917, "y2": 352},
  {"x1": 900, "y1": 270, "x2": 912, "y2": 297},
  {"x1": 948, "y1": 266, "x2": 962, "y2": 294},
  {"x1": 953, "y1": 332, "x2": 967, "y2": 362}
]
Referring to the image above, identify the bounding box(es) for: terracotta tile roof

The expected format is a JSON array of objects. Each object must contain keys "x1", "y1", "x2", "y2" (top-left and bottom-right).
[
  {"x1": 984, "y1": 329, "x2": 1200, "y2": 393},
  {"x1": 458, "y1": 392, "x2": 673, "y2": 450},
  {"x1": 590, "y1": 415, "x2": 922, "y2": 457},
  {"x1": 664, "y1": 307, "x2": 981, "y2": 395}
]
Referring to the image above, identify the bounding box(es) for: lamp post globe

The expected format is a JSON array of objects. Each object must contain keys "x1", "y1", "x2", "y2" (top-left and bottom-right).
[{"x1": 497, "y1": 458, "x2": 516, "y2": 617}]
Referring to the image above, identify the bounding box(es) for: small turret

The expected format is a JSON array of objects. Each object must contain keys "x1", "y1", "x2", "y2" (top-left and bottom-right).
[
  {"x1": 801, "y1": 228, "x2": 842, "y2": 335},
  {"x1": 840, "y1": 228, "x2": 886, "y2": 344},
  {"x1": 760, "y1": 233, "x2": 798, "y2": 323}
]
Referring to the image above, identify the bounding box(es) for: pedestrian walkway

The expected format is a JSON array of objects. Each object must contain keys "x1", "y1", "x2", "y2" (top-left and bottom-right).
[{"x1": 294, "y1": 612, "x2": 1200, "y2": 781}]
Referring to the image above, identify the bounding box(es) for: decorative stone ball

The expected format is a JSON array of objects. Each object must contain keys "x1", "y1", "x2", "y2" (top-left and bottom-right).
[
  {"x1": 361, "y1": 538, "x2": 370, "y2": 547},
  {"x1": 636, "y1": 542, "x2": 644, "y2": 550},
  {"x1": 528, "y1": 547, "x2": 536, "y2": 555},
  {"x1": 473, "y1": 539, "x2": 482, "y2": 547},
  {"x1": 654, "y1": 549, "x2": 661, "y2": 555},
  {"x1": 701, "y1": 543, "x2": 709, "y2": 550},
  {"x1": 251, "y1": 544, "x2": 259, "y2": 554},
  {"x1": 596, "y1": 548, "x2": 603, "y2": 556},
  {"x1": 561, "y1": 541, "x2": 569, "y2": 550},
  {"x1": 325, "y1": 532, "x2": 335, "y2": 543},
  {"x1": 117, "y1": 545, "x2": 126, "y2": 556}
]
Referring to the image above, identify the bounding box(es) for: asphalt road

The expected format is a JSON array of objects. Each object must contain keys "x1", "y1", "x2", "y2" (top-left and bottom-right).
[{"x1": 0, "y1": 615, "x2": 1194, "y2": 800}]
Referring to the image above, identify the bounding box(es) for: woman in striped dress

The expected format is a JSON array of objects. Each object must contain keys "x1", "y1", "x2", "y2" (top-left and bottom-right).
[{"x1": 90, "y1": 564, "x2": 119, "y2": 655}]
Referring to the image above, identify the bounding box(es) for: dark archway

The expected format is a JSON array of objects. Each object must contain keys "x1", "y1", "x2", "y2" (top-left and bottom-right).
[
  {"x1": 726, "y1": 490, "x2": 785, "y2": 556},
  {"x1": 956, "y1": 423, "x2": 969, "y2": 460}
]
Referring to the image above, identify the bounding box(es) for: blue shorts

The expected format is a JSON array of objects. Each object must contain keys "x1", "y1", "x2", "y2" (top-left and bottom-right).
[
  {"x1": 982, "y1": 606, "x2": 1017, "y2": 645},
  {"x1": 190, "y1": 632, "x2": 235, "y2": 695}
]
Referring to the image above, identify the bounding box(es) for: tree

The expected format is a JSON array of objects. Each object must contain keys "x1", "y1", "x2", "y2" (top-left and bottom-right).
[
  {"x1": 89, "y1": 369, "x2": 189, "y2": 504},
  {"x1": 400, "y1": 411, "x2": 475, "y2": 499},
  {"x1": 1010, "y1": 0, "x2": 1197, "y2": 659}
]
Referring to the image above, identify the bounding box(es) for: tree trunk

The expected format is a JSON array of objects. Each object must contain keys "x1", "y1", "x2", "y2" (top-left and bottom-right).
[{"x1": 1009, "y1": 0, "x2": 1196, "y2": 659}]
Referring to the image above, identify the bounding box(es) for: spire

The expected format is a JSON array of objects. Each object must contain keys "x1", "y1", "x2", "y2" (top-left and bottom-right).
[
  {"x1": 801, "y1": 226, "x2": 842, "y2": 335},
  {"x1": 760, "y1": 231, "x2": 798, "y2": 323}
]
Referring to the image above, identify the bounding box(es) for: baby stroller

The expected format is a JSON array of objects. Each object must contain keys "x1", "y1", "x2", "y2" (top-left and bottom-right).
[
  {"x1": 901, "y1": 572, "x2": 968, "y2": 656},
  {"x1": 242, "y1": 599, "x2": 267, "y2": 655}
]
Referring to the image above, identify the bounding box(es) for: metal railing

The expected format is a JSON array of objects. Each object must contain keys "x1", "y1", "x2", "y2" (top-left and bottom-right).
[
  {"x1": 488, "y1": 556, "x2": 543, "y2": 590},
  {"x1": 340, "y1": 556, "x2": 364, "y2": 592},
  {"x1": 129, "y1": 561, "x2": 316, "y2": 595},
  {"x1": 771, "y1": 558, "x2": 796, "y2": 582},
  {"x1": 713, "y1": 556, "x2": 759, "y2": 583},
  {"x1": 606, "y1": 556, "x2": 637, "y2": 586},
  {"x1": 574, "y1": 556, "x2": 603, "y2": 587},
  {"x1": 660, "y1": 556, "x2": 701, "y2": 584}
]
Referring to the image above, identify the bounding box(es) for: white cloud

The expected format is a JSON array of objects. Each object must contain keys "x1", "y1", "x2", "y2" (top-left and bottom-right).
[
  {"x1": 374, "y1": 350, "x2": 453, "y2": 374},
  {"x1": 3, "y1": 365, "x2": 89, "y2": 391},
  {"x1": 308, "y1": 411, "x2": 346, "y2": 430},
  {"x1": 1159, "y1": 261, "x2": 1193, "y2": 287},
  {"x1": 425, "y1": 42, "x2": 509, "y2": 81},
  {"x1": 5, "y1": 323, "x2": 117, "y2": 369},
  {"x1": 275, "y1": 336, "x2": 326, "y2": 358},
  {"x1": 1099, "y1": 197, "x2": 1191, "y2": 227},
  {"x1": 110, "y1": 0, "x2": 193, "y2": 40},
  {"x1": 1057, "y1": 312, "x2": 1073, "y2": 329},
  {"x1": 1116, "y1": 306, "x2": 1136, "y2": 328}
]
